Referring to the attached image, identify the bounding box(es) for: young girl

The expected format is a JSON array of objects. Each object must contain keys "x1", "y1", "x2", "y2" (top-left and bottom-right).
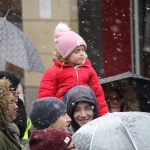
[{"x1": 38, "y1": 22, "x2": 108, "y2": 116}]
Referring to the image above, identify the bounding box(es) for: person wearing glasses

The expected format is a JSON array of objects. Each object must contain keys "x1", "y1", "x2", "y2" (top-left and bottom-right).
[
  {"x1": 104, "y1": 88, "x2": 124, "y2": 112},
  {"x1": 0, "y1": 77, "x2": 22, "y2": 150},
  {"x1": 102, "y1": 79, "x2": 140, "y2": 112},
  {"x1": 65, "y1": 85, "x2": 99, "y2": 135}
]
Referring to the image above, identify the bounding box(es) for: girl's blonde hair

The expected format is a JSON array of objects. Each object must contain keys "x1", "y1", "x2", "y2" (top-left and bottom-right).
[{"x1": 53, "y1": 48, "x2": 68, "y2": 63}]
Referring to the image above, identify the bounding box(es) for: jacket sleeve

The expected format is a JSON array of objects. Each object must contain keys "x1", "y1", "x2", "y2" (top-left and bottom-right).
[
  {"x1": 0, "y1": 131, "x2": 20, "y2": 150},
  {"x1": 38, "y1": 67, "x2": 57, "y2": 98},
  {"x1": 88, "y1": 67, "x2": 108, "y2": 116},
  {"x1": 0, "y1": 134, "x2": 7, "y2": 150}
]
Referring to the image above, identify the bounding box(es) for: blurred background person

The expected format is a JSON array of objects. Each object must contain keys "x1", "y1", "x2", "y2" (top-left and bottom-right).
[{"x1": 102, "y1": 79, "x2": 140, "y2": 112}]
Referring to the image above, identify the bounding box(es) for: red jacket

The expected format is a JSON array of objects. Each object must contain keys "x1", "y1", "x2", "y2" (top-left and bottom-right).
[{"x1": 38, "y1": 58, "x2": 108, "y2": 116}]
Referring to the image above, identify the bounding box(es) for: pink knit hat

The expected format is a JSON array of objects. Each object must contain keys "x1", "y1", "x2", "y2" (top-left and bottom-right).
[
  {"x1": 29, "y1": 128, "x2": 72, "y2": 150},
  {"x1": 54, "y1": 22, "x2": 87, "y2": 59}
]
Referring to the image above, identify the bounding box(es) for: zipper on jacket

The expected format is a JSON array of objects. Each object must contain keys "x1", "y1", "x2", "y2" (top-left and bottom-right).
[
  {"x1": 74, "y1": 66, "x2": 79, "y2": 85},
  {"x1": 74, "y1": 62, "x2": 90, "y2": 85}
]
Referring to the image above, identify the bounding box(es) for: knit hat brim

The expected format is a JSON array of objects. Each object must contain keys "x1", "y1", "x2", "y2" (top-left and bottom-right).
[{"x1": 29, "y1": 128, "x2": 72, "y2": 150}]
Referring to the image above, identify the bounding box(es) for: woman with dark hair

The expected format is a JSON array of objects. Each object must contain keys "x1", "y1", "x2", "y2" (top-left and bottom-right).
[
  {"x1": 102, "y1": 79, "x2": 140, "y2": 112},
  {"x1": 66, "y1": 85, "x2": 99, "y2": 135}
]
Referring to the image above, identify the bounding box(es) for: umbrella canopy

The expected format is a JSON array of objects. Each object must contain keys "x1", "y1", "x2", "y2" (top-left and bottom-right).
[
  {"x1": 0, "y1": 17, "x2": 45, "y2": 73},
  {"x1": 72, "y1": 112, "x2": 150, "y2": 150},
  {"x1": 100, "y1": 71, "x2": 150, "y2": 112},
  {"x1": 100, "y1": 71, "x2": 150, "y2": 85}
]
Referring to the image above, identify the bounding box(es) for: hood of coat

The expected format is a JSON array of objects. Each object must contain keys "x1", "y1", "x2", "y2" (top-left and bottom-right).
[
  {"x1": 0, "y1": 103, "x2": 12, "y2": 130},
  {"x1": 0, "y1": 71, "x2": 21, "y2": 91},
  {"x1": 102, "y1": 79, "x2": 139, "y2": 112},
  {"x1": 66, "y1": 85, "x2": 99, "y2": 132},
  {"x1": 0, "y1": 101, "x2": 12, "y2": 131},
  {"x1": 0, "y1": 77, "x2": 14, "y2": 131}
]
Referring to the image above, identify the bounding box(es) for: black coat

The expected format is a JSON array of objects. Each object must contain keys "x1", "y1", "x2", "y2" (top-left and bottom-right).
[{"x1": 14, "y1": 98, "x2": 27, "y2": 138}]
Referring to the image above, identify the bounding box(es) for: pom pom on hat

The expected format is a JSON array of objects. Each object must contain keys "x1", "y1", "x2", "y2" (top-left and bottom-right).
[
  {"x1": 54, "y1": 22, "x2": 70, "y2": 33},
  {"x1": 54, "y1": 22, "x2": 87, "y2": 59},
  {"x1": 29, "y1": 128, "x2": 72, "y2": 150}
]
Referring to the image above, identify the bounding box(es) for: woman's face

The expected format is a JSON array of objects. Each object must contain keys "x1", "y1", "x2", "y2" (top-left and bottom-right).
[
  {"x1": 73, "y1": 102, "x2": 94, "y2": 127},
  {"x1": 106, "y1": 91, "x2": 122, "y2": 112},
  {"x1": 8, "y1": 92, "x2": 18, "y2": 120}
]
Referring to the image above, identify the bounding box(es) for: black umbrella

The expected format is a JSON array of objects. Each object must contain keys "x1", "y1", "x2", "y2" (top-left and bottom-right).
[
  {"x1": 100, "y1": 71, "x2": 150, "y2": 112},
  {"x1": 0, "y1": 17, "x2": 45, "y2": 73}
]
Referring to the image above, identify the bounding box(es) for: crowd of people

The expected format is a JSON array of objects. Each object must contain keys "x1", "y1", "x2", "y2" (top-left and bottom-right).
[{"x1": 0, "y1": 22, "x2": 141, "y2": 150}]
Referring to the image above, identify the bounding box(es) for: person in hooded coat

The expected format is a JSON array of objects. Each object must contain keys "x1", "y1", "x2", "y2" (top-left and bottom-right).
[
  {"x1": 102, "y1": 79, "x2": 140, "y2": 112},
  {"x1": 0, "y1": 77, "x2": 22, "y2": 150},
  {"x1": 66, "y1": 85, "x2": 99, "y2": 135},
  {"x1": 0, "y1": 71, "x2": 31, "y2": 147}
]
